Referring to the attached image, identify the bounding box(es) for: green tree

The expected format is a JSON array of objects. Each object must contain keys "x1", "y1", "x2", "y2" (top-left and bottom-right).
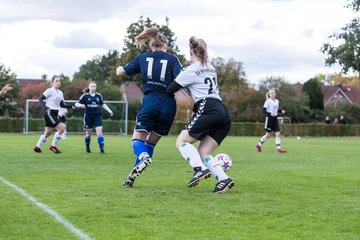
[
  {"x1": 0, "y1": 63, "x2": 21, "y2": 116},
  {"x1": 73, "y1": 50, "x2": 120, "y2": 83},
  {"x1": 211, "y1": 57, "x2": 247, "y2": 91},
  {"x1": 115, "y1": 16, "x2": 187, "y2": 86},
  {"x1": 321, "y1": 0, "x2": 360, "y2": 76},
  {"x1": 302, "y1": 78, "x2": 324, "y2": 111}
]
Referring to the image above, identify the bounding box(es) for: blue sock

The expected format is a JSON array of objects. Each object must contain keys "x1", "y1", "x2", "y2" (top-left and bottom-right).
[
  {"x1": 145, "y1": 140, "x2": 156, "y2": 157},
  {"x1": 97, "y1": 135, "x2": 104, "y2": 150},
  {"x1": 133, "y1": 140, "x2": 156, "y2": 167},
  {"x1": 132, "y1": 139, "x2": 148, "y2": 166},
  {"x1": 85, "y1": 136, "x2": 91, "y2": 149}
]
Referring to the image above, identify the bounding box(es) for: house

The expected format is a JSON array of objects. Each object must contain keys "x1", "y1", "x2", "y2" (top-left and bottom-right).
[
  {"x1": 120, "y1": 81, "x2": 143, "y2": 103},
  {"x1": 321, "y1": 85, "x2": 360, "y2": 106},
  {"x1": 17, "y1": 78, "x2": 46, "y2": 88}
]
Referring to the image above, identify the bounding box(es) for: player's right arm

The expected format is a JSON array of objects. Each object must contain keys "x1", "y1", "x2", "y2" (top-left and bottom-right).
[{"x1": 75, "y1": 94, "x2": 86, "y2": 108}]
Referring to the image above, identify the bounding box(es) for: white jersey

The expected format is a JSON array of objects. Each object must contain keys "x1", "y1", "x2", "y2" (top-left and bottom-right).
[
  {"x1": 263, "y1": 98, "x2": 279, "y2": 116},
  {"x1": 58, "y1": 107, "x2": 68, "y2": 117},
  {"x1": 175, "y1": 62, "x2": 221, "y2": 103},
  {"x1": 43, "y1": 87, "x2": 64, "y2": 110}
]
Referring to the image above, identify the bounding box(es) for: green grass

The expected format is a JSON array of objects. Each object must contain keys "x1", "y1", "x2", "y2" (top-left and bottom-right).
[{"x1": 0, "y1": 134, "x2": 359, "y2": 240}]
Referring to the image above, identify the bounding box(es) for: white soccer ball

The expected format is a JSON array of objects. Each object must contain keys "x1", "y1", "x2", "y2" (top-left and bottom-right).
[{"x1": 215, "y1": 153, "x2": 232, "y2": 172}]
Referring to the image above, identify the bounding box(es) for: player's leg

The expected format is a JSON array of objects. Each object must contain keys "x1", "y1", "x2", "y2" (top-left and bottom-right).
[
  {"x1": 34, "y1": 127, "x2": 53, "y2": 153},
  {"x1": 85, "y1": 130, "x2": 92, "y2": 153},
  {"x1": 133, "y1": 132, "x2": 160, "y2": 166},
  {"x1": 201, "y1": 107, "x2": 234, "y2": 193},
  {"x1": 49, "y1": 123, "x2": 66, "y2": 154},
  {"x1": 275, "y1": 131, "x2": 286, "y2": 153},
  {"x1": 59, "y1": 116, "x2": 67, "y2": 139},
  {"x1": 256, "y1": 132, "x2": 271, "y2": 152},
  {"x1": 273, "y1": 119, "x2": 286, "y2": 153},
  {"x1": 83, "y1": 113, "x2": 93, "y2": 153},
  {"x1": 95, "y1": 126, "x2": 105, "y2": 154},
  {"x1": 122, "y1": 131, "x2": 152, "y2": 187},
  {"x1": 176, "y1": 130, "x2": 210, "y2": 187},
  {"x1": 93, "y1": 116, "x2": 105, "y2": 154}
]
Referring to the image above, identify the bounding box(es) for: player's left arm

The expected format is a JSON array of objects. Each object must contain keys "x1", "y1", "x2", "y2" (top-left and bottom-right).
[
  {"x1": 102, "y1": 103, "x2": 113, "y2": 117},
  {"x1": 166, "y1": 81, "x2": 183, "y2": 96}
]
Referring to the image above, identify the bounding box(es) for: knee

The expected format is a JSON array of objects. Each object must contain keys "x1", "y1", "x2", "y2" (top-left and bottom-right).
[{"x1": 175, "y1": 140, "x2": 182, "y2": 150}]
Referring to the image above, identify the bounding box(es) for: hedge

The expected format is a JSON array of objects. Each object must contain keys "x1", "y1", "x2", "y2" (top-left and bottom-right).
[{"x1": 1, "y1": 117, "x2": 360, "y2": 136}]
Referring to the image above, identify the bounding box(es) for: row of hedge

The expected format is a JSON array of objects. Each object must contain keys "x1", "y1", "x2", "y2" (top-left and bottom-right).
[{"x1": 1, "y1": 117, "x2": 360, "y2": 136}]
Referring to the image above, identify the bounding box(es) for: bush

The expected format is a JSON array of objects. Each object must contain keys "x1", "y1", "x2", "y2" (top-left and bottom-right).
[{"x1": 2, "y1": 117, "x2": 360, "y2": 136}]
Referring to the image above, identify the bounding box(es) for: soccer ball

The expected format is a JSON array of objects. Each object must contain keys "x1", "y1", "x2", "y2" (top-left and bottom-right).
[{"x1": 215, "y1": 153, "x2": 232, "y2": 172}]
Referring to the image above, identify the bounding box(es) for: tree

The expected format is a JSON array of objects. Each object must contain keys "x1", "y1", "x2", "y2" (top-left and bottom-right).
[
  {"x1": 0, "y1": 64, "x2": 21, "y2": 117},
  {"x1": 321, "y1": 0, "x2": 360, "y2": 76},
  {"x1": 73, "y1": 50, "x2": 120, "y2": 83},
  {"x1": 115, "y1": 16, "x2": 187, "y2": 86},
  {"x1": 211, "y1": 57, "x2": 247, "y2": 91},
  {"x1": 302, "y1": 78, "x2": 324, "y2": 111}
]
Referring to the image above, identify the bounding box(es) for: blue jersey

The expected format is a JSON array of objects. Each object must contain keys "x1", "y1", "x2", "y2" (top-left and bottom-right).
[
  {"x1": 124, "y1": 51, "x2": 182, "y2": 94},
  {"x1": 77, "y1": 92, "x2": 104, "y2": 115}
]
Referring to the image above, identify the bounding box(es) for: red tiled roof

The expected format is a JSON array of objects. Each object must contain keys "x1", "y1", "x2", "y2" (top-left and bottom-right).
[
  {"x1": 17, "y1": 79, "x2": 46, "y2": 88},
  {"x1": 321, "y1": 85, "x2": 360, "y2": 104}
]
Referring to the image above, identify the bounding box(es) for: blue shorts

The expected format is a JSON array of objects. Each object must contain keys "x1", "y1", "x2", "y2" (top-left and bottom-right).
[
  {"x1": 135, "y1": 92, "x2": 176, "y2": 136},
  {"x1": 83, "y1": 113, "x2": 102, "y2": 130}
]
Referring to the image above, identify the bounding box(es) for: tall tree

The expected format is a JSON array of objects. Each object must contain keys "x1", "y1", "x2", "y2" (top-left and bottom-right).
[
  {"x1": 302, "y1": 78, "x2": 324, "y2": 110},
  {"x1": 73, "y1": 50, "x2": 120, "y2": 83},
  {"x1": 211, "y1": 57, "x2": 247, "y2": 91},
  {"x1": 321, "y1": 0, "x2": 360, "y2": 76},
  {"x1": 115, "y1": 16, "x2": 187, "y2": 86},
  {"x1": 0, "y1": 64, "x2": 21, "y2": 116}
]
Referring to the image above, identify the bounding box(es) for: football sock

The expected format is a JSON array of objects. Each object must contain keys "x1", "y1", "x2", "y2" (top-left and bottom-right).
[
  {"x1": 134, "y1": 140, "x2": 156, "y2": 167},
  {"x1": 85, "y1": 136, "x2": 91, "y2": 150},
  {"x1": 51, "y1": 132, "x2": 62, "y2": 146},
  {"x1": 178, "y1": 142, "x2": 207, "y2": 170},
  {"x1": 145, "y1": 140, "x2": 156, "y2": 157},
  {"x1": 62, "y1": 130, "x2": 67, "y2": 139},
  {"x1": 258, "y1": 135, "x2": 267, "y2": 145},
  {"x1": 275, "y1": 136, "x2": 281, "y2": 148},
  {"x1": 204, "y1": 155, "x2": 228, "y2": 181},
  {"x1": 36, "y1": 134, "x2": 47, "y2": 147},
  {"x1": 132, "y1": 139, "x2": 149, "y2": 163},
  {"x1": 97, "y1": 135, "x2": 104, "y2": 151}
]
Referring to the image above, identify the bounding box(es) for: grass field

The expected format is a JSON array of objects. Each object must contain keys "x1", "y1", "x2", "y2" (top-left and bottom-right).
[{"x1": 0, "y1": 134, "x2": 359, "y2": 240}]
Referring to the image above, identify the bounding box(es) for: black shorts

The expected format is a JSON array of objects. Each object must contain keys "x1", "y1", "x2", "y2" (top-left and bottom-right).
[
  {"x1": 186, "y1": 98, "x2": 231, "y2": 145},
  {"x1": 135, "y1": 92, "x2": 176, "y2": 136},
  {"x1": 59, "y1": 115, "x2": 66, "y2": 123},
  {"x1": 83, "y1": 113, "x2": 102, "y2": 130},
  {"x1": 264, "y1": 116, "x2": 280, "y2": 132},
  {"x1": 44, "y1": 110, "x2": 61, "y2": 128}
]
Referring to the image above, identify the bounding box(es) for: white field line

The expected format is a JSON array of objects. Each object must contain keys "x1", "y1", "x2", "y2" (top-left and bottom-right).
[{"x1": 0, "y1": 176, "x2": 92, "y2": 240}]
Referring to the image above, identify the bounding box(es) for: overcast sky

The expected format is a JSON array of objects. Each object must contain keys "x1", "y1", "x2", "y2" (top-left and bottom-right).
[{"x1": 0, "y1": 0, "x2": 355, "y2": 85}]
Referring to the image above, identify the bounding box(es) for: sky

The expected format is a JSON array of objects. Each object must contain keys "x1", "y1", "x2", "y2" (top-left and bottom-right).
[{"x1": 0, "y1": 0, "x2": 355, "y2": 85}]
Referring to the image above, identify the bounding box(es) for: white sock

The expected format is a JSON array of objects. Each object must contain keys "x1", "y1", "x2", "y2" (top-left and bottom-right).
[
  {"x1": 258, "y1": 135, "x2": 267, "y2": 145},
  {"x1": 36, "y1": 135, "x2": 47, "y2": 147},
  {"x1": 204, "y1": 155, "x2": 228, "y2": 181},
  {"x1": 275, "y1": 137, "x2": 281, "y2": 148},
  {"x1": 51, "y1": 132, "x2": 62, "y2": 146},
  {"x1": 178, "y1": 143, "x2": 207, "y2": 170},
  {"x1": 62, "y1": 130, "x2": 67, "y2": 139}
]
